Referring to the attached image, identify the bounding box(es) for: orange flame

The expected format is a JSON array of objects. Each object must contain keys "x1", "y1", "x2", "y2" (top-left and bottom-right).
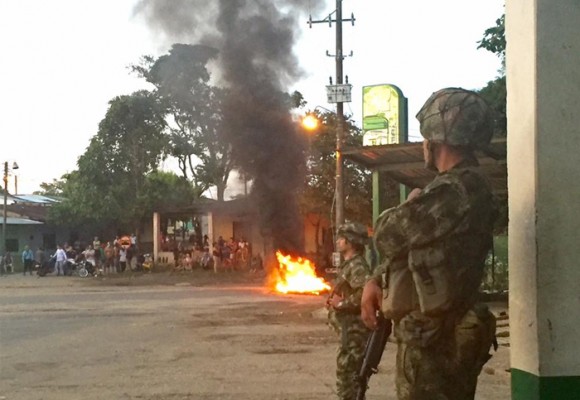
[{"x1": 274, "y1": 251, "x2": 331, "y2": 295}]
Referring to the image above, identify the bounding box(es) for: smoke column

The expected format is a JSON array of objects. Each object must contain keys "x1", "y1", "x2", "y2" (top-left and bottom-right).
[{"x1": 135, "y1": 0, "x2": 325, "y2": 253}]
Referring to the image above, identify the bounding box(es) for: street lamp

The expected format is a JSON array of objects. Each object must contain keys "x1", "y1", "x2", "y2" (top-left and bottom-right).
[
  {"x1": 2, "y1": 161, "x2": 19, "y2": 258},
  {"x1": 301, "y1": 106, "x2": 345, "y2": 234},
  {"x1": 301, "y1": 106, "x2": 346, "y2": 267},
  {"x1": 301, "y1": 114, "x2": 320, "y2": 131}
]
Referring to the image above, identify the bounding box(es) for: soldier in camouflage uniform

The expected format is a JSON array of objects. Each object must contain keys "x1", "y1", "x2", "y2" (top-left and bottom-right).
[
  {"x1": 327, "y1": 222, "x2": 372, "y2": 400},
  {"x1": 361, "y1": 88, "x2": 498, "y2": 400}
]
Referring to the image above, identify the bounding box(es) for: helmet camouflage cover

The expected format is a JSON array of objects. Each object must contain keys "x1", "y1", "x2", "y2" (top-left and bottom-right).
[
  {"x1": 337, "y1": 222, "x2": 369, "y2": 246},
  {"x1": 416, "y1": 87, "x2": 493, "y2": 149}
]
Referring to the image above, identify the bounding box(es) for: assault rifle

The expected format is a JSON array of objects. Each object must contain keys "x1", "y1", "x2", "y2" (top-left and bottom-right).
[
  {"x1": 356, "y1": 313, "x2": 392, "y2": 400},
  {"x1": 326, "y1": 278, "x2": 347, "y2": 308}
]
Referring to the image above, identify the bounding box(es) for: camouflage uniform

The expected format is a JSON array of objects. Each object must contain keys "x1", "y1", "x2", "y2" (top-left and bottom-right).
[
  {"x1": 328, "y1": 253, "x2": 372, "y2": 400},
  {"x1": 373, "y1": 88, "x2": 497, "y2": 400}
]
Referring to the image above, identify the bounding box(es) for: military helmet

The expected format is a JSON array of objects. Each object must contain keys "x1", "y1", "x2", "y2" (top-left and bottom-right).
[
  {"x1": 337, "y1": 222, "x2": 368, "y2": 246},
  {"x1": 416, "y1": 88, "x2": 493, "y2": 150}
]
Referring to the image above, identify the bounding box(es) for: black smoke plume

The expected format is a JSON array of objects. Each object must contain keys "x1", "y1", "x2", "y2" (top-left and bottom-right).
[{"x1": 135, "y1": 0, "x2": 325, "y2": 253}]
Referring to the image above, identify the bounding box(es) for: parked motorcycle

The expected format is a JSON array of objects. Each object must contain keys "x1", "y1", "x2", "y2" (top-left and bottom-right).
[
  {"x1": 77, "y1": 260, "x2": 98, "y2": 278},
  {"x1": 64, "y1": 258, "x2": 82, "y2": 276},
  {"x1": 36, "y1": 256, "x2": 56, "y2": 277}
]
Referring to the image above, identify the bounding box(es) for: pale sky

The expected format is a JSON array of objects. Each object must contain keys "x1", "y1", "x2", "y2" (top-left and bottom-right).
[{"x1": 0, "y1": 0, "x2": 504, "y2": 195}]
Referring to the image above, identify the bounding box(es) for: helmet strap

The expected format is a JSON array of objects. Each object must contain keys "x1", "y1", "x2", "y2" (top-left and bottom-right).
[{"x1": 425, "y1": 140, "x2": 439, "y2": 172}]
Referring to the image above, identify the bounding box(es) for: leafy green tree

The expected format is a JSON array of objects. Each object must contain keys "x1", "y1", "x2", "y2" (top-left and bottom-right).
[
  {"x1": 478, "y1": 14, "x2": 506, "y2": 70},
  {"x1": 133, "y1": 44, "x2": 234, "y2": 200},
  {"x1": 137, "y1": 171, "x2": 197, "y2": 213},
  {"x1": 477, "y1": 14, "x2": 507, "y2": 137},
  {"x1": 477, "y1": 13, "x2": 508, "y2": 233},
  {"x1": 479, "y1": 76, "x2": 506, "y2": 137},
  {"x1": 92, "y1": 90, "x2": 167, "y2": 193},
  {"x1": 48, "y1": 91, "x2": 168, "y2": 234},
  {"x1": 34, "y1": 178, "x2": 66, "y2": 197},
  {"x1": 299, "y1": 109, "x2": 372, "y2": 255}
]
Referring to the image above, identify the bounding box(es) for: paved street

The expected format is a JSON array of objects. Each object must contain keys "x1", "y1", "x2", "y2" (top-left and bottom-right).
[{"x1": 0, "y1": 274, "x2": 510, "y2": 400}]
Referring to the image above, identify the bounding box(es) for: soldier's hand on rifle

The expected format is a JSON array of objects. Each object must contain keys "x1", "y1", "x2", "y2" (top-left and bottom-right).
[
  {"x1": 327, "y1": 293, "x2": 343, "y2": 309},
  {"x1": 361, "y1": 280, "x2": 382, "y2": 330}
]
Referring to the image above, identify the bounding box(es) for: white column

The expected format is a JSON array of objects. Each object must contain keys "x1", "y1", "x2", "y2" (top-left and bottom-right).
[
  {"x1": 153, "y1": 212, "x2": 160, "y2": 262},
  {"x1": 207, "y1": 212, "x2": 214, "y2": 243},
  {"x1": 507, "y1": 0, "x2": 580, "y2": 397}
]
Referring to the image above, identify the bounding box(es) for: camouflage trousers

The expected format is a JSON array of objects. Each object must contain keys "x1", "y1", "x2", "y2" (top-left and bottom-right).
[
  {"x1": 336, "y1": 316, "x2": 370, "y2": 400},
  {"x1": 394, "y1": 308, "x2": 496, "y2": 400}
]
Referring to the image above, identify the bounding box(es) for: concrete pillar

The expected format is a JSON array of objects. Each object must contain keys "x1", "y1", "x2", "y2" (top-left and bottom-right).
[
  {"x1": 207, "y1": 212, "x2": 214, "y2": 243},
  {"x1": 153, "y1": 212, "x2": 160, "y2": 262},
  {"x1": 372, "y1": 171, "x2": 389, "y2": 224},
  {"x1": 507, "y1": 1, "x2": 580, "y2": 398}
]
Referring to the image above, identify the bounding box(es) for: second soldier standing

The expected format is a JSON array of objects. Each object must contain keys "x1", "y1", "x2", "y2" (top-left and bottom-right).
[{"x1": 327, "y1": 223, "x2": 372, "y2": 400}]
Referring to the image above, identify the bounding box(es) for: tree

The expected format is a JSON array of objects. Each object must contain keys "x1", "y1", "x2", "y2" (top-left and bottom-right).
[
  {"x1": 48, "y1": 91, "x2": 168, "y2": 234},
  {"x1": 477, "y1": 14, "x2": 508, "y2": 233},
  {"x1": 478, "y1": 14, "x2": 506, "y2": 70},
  {"x1": 137, "y1": 171, "x2": 197, "y2": 213},
  {"x1": 477, "y1": 14, "x2": 507, "y2": 137},
  {"x1": 479, "y1": 76, "x2": 506, "y2": 137},
  {"x1": 133, "y1": 44, "x2": 234, "y2": 201},
  {"x1": 34, "y1": 178, "x2": 66, "y2": 197},
  {"x1": 299, "y1": 109, "x2": 372, "y2": 255}
]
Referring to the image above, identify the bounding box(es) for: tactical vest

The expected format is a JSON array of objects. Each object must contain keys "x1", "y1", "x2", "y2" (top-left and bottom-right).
[
  {"x1": 381, "y1": 236, "x2": 492, "y2": 320},
  {"x1": 376, "y1": 167, "x2": 495, "y2": 323}
]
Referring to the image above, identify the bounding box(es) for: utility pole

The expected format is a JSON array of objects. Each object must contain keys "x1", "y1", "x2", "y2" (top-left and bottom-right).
[
  {"x1": 2, "y1": 162, "x2": 8, "y2": 258},
  {"x1": 2, "y1": 161, "x2": 18, "y2": 259},
  {"x1": 308, "y1": 0, "x2": 355, "y2": 233}
]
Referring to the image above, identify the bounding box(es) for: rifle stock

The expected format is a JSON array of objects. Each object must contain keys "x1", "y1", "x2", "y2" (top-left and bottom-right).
[{"x1": 356, "y1": 313, "x2": 392, "y2": 400}]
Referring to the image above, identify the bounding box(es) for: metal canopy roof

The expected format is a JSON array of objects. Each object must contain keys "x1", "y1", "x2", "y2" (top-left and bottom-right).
[
  {"x1": 0, "y1": 217, "x2": 43, "y2": 225},
  {"x1": 343, "y1": 138, "x2": 507, "y2": 195}
]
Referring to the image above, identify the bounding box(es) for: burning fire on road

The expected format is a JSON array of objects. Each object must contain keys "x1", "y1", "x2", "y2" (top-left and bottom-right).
[{"x1": 273, "y1": 251, "x2": 331, "y2": 295}]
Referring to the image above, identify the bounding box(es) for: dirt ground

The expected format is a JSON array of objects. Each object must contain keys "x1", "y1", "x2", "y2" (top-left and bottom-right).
[{"x1": 0, "y1": 271, "x2": 511, "y2": 400}]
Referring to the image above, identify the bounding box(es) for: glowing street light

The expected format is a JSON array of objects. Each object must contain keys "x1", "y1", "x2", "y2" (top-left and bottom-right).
[
  {"x1": 299, "y1": 105, "x2": 346, "y2": 267},
  {"x1": 301, "y1": 114, "x2": 320, "y2": 131}
]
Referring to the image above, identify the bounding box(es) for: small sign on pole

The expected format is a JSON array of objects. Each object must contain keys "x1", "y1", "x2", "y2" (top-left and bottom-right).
[{"x1": 326, "y1": 84, "x2": 352, "y2": 103}]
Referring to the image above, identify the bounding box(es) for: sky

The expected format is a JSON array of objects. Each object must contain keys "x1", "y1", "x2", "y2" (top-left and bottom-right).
[{"x1": 0, "y1": 0, "x2": 505, "y2": 195}]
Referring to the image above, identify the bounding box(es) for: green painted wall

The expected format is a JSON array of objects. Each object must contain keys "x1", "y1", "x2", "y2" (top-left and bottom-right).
[{"x1": 512, "y1": 369, "x2": 580, "y2": 400}]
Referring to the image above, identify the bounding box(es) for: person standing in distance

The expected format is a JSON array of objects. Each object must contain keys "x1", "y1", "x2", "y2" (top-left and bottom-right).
[
  {"x1": 327, "y1": 222, "x2": 372, "y2": 400},
  {"x1": 54, "y1": 244, "x2": 68, "y2": 277},
  {"x1": 361, "y1": 88, "x2": 498, "y2": 400},
  {"x1": 21, "y1": 245, "x2": 35, "y2": 276}
]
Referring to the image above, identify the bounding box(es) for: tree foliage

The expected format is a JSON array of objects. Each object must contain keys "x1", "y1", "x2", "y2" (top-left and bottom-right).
[
  {"x1": 132, "y1": 44, "x2": 233, "y2": 200},
  {"x1": 34, "y1": 178, "x2": 66, "y2": 197},
  {"x1": 137, "y1": 171, "x2": 198, "y2": 214},
  {"x1": 478, "y1": 76, "x2": 506, "y2": 137},
  {"x1": 477, "y1": 13, "x2": 508, "y2": 233},
  {"x1": 47, "y1": 91, "x2": 178, "y2": 235},
  {"x1": 477, "y1": 14, "x2": 506, "y2": 70},
  {"x1": 299, "y1": 110, "x2": 372, "y2": 227},
  {"x1": 477, "y1": 13, "x2": 507, "y2": 138}
]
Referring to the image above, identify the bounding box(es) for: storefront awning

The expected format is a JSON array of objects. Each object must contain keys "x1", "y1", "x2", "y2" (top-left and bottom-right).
[{"x1": 343, "y1": 138, "x2": 507, "y2": 195}]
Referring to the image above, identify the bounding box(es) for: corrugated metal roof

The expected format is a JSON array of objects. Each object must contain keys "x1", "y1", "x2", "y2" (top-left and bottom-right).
[
  {"x1": 0, "y1": 217, "x2": 43, "y2": 225},
  {"x1": 5, "y1": 203, "x2": 49, "y2": 222},
  {"x1": 12, "y1": 194, "x2": 60, "y2": 204},
  {"x1": 343, "y1": 138, "x2": 507, "y2": 195}
]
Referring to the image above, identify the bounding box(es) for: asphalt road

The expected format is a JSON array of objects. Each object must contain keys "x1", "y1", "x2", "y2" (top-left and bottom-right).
[{"x1": 0, "y1": 274, "x2": 510, "y2": 400}]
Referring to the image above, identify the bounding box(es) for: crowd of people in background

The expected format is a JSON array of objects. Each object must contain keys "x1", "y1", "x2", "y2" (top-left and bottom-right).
[
  {"x1": 70, "y1": 233, "x2": 146, "y2": 275},
  {"x1": 1, "y1": 232, "x2": 265, "y2": 277},
  {"x1": 165, "y1": 234, "x2": 262, "y2": 274},
  {"x1": 0, "y1": 233, "x2": 148, "y2": 277},
  {"x1": 210, "y1": 236, "x2": 251, "y2": 272}
]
